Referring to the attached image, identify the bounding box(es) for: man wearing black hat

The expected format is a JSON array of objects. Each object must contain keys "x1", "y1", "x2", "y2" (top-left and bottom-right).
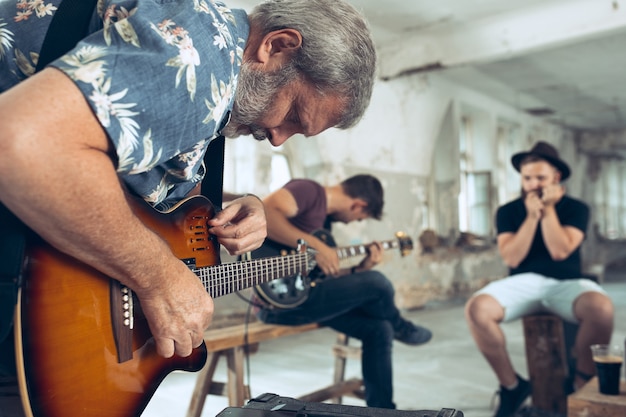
[{"x1": 464, "y1": 141, "x2": 614, "y2": 417}]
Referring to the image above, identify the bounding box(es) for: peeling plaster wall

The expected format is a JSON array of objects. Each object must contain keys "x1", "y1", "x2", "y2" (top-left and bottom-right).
[
  {"x1": 393, "y1": 247, "x2": 507, "y2": 308},
  {"x1": 294, "y1": 75, "x2": 442, "y2": 176}
]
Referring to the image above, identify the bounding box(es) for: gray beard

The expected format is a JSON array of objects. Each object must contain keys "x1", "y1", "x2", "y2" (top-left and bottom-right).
[{"x1": 221, "y1": 61, "x2": 298, "y2": 141}]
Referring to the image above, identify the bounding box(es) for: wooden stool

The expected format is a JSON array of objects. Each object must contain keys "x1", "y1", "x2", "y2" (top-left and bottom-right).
[
  {"x1": 186, "y1": 322, "x2": 363, "y2": 417},
  {"x1": 298, "y1": 332, "x2": 365, "y2": 404},
  {"x1": 523, "y1": 314, "x2": 570, "y2": 414}
]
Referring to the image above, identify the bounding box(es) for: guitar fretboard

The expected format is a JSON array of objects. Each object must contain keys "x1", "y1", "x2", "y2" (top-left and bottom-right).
[
  {"x1": 194, "y1": 252, "x2": 310, "y2": 298},
  {"x1": 336, "y1": 240, "x2": 398, "y2": 260}
]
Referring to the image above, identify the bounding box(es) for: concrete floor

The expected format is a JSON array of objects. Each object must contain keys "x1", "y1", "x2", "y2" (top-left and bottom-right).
[{"x1": 142, "y1": 280, "x2": 626, "y2": 417}]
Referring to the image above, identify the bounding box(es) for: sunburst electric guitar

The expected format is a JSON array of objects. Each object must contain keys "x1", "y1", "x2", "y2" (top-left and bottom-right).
[{"x1": 13, "y1": 195, "x2": 315, "y2": 417}]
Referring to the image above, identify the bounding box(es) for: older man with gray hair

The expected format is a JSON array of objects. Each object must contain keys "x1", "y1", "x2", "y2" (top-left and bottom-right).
[{"x1": 0, "y1": 0, "x2": 376, "y2": 414}]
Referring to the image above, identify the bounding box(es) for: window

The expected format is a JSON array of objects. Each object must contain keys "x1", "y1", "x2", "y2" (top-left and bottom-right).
[
  {"x1": 459, "y1": 171, "x2": 492, "y2": 236},
  {"x1": 458, "y1": 115, "x2": 493, "y2": 236},
  {"x1": 594, "y1": 157, "x2": 626, "y2": 239},
  {"x1": 268, "y1": 151, "x2": 291, "y2": 192},
  {"x1": 495, "y1": 121, "x2": 523, "y2": 205},
  {"x1": 223, "y1": 137, "x2": 292, "y2": 198}
]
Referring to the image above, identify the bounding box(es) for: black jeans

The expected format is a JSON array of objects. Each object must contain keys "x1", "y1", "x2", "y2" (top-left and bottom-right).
[
  {"x1": 0, "y1": 330, "x2": 24, "y2": 417},
  {"x1": 258, "y1": 270, "x2": 403, "y2": 409},
  {"x1": 0, "y1": 377, "x2": 24, "y2": 417}
]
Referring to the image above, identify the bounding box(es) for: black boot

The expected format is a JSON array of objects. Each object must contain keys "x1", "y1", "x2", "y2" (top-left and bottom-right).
[{"x1": 494, "y1": 374, "x2": 531, "y2": 417}]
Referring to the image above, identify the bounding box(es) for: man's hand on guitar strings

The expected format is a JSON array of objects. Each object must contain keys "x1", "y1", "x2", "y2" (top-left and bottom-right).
[
  {"x1": 136, "y1": 260, "x2": 214, "y2": 358},
  {"x1": 208, "y1": 194, "x2": 267, "y2": 255},
  {"x1": 314, "y1": 244, "x2": 341, "y2": 277}
]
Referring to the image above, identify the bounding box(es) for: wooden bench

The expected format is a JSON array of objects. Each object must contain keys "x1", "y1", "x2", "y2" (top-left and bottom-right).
[{"x1": 186, "y1": 321, "x2": 364, "y2": 417}]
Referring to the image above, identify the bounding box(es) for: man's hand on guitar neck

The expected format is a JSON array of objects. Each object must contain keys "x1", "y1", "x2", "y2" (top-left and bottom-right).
[
  {"x1": 355, "y1": 241, "x2": 383, "y2": 271},
  {"x1": 344, "y1": 241, "x2": 383, "y2": 275},
  {"x1": 208, "y1": 194, "x2": 267, "y2": 255},
  {"x1": 315, "y1": 240, "x2": 384, "y2": 277}
]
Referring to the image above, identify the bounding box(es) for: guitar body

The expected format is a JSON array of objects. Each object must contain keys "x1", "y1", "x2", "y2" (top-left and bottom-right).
[
  {"x1": 252, "y1": 230, "x2": 413, "y2": 310},
  {"x1": 249, "y1": 238, "x2": 315, "y2": 309},
  {"x1": 15, "y1": 196, "x2": 219, "y2": 417}
]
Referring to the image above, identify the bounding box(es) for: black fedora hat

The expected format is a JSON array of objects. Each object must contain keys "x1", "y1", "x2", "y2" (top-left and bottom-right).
[{"x1": 511, "y1": 141, "x2": 570, "y2": 181}]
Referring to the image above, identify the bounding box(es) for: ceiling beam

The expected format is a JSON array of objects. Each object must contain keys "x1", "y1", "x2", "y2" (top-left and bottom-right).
[{"x1": 378, "y1": 0, "x2": 626, "y2": 80}]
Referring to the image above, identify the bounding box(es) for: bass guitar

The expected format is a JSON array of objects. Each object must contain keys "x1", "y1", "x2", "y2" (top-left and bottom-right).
[
  {"x1": 251, "y1": 229, "x2": 413, "y2": 309},
  {"x1": 14, "y1": 195, "x2": 315, "y2": 417}
]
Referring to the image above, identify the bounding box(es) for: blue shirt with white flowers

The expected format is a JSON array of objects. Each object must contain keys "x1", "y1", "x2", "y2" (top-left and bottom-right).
[{"x1": 0, "y1": 0, "x2": 249, "y2": 209}]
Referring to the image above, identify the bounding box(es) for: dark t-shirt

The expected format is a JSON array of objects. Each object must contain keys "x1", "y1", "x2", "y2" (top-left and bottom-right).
[
  {"x1": 496, "y1": 195, "x2": 589, "y2": 279},
  {"x1": 283, "y1": 179, "x2": 328, "y2": 234}
]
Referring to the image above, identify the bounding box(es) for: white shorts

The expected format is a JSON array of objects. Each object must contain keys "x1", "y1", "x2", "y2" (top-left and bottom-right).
[{"x1": 474, "y1": 272, "x2": 607, "y2": 323}]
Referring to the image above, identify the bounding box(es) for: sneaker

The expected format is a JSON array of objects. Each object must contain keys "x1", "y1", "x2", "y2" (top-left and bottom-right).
[
  {"x1": 393, "y1": 319, "x2": 432, "y2": 345},
  {"x1": 493, "y1": 375, "x2": 531, "y2": 417}
]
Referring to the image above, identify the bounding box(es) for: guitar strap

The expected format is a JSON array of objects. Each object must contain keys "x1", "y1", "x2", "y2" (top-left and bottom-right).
[
  {"x1": 0, "y1": 206, "x2": 28, "y2": 351},
  {"x1": 0, "y1": 0, "x2": 98, "y2": 352},
  {"x1": 201, "y1": 135, "x2": 225, "y2": 209},
  {"x1": 35, "y1": 0, "x2": 98, "y2": 72}
]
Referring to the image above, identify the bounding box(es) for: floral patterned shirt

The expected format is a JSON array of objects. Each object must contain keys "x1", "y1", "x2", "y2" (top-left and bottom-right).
[{"x1": 0, "y1": 0, "x2": 249, "y2": 210}]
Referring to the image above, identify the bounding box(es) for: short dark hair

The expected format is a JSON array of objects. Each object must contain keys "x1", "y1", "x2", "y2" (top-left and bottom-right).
[{"x1": 340, "y1": 174, "x2": 384, "y2": 220}]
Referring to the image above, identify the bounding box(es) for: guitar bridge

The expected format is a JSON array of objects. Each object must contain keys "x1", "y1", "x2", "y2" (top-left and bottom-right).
[
  {"x1": 110, "y1": 280, "x2": 135, "y2": 363},
  {"x1": 121, "y1": 285, "x2": 134, "y2": 329}
]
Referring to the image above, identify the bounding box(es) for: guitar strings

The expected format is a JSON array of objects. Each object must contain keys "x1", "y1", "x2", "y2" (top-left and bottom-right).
[{"x1": 194, "y1": 253, "x2": 311, "y2": 298}]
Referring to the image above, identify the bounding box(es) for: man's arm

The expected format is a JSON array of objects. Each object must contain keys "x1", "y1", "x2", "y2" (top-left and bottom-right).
[
  {"x1": 540, "y1": 206, "x2": 585, "y2": 260},
  {"x1": 263, "y1": 188, "x2": 341, "y2": 276},
  {"x1": 497, "y1": 193, "x2": 542, "y2": 268},
  {"x1": 539, "y1": 184, "x2": 585, "y2": 260},
  {"x1": 497, "y1": 220, "x2": 538, "y2": 268},
  {"x1": 0, "y1": 68, "x2": 212, "y2": 358}
]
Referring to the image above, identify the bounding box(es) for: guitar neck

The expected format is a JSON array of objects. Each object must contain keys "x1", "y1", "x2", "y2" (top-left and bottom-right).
[
  {"x1": 335, "y1": 239, "x2": 397, "y2": 260},
  {"x1": 195, "y1": 252, "x2": 310, "y2": 298}
]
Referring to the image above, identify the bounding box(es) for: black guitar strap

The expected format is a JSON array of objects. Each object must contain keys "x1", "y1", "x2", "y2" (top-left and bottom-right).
[
  {"x1": 35, "y1": 0, "x2": 98, "y2": 72},
  {"x1": 0, "y1": 0, "x2": 98, "y2": 353},
  {"x1": 0, "y1": 206, "x2": 27, "y2": 351},
  {"x1": 201, "y1": 135, "x2": 225, "y2": 209}
]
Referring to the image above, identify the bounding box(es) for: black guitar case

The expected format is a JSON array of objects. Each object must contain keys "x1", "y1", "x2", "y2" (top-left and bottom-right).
[{"x1": 216, "y1": 393, "x2": 464, "y2": 417}]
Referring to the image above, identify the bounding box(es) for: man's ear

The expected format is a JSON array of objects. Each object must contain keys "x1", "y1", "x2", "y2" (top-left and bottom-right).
[
  {"x1": 255, "y1": 28, "x2": 302, "y2": 67},
  {"x1": 351, "y1": 198, "x2": 368, "y2": 212}
]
